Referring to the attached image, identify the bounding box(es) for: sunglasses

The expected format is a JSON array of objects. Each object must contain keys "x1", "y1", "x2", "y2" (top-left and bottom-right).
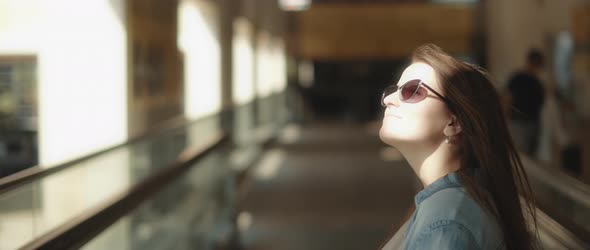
[{"x1": 381, "y1": 79, "x2": 449, "y2": 107}]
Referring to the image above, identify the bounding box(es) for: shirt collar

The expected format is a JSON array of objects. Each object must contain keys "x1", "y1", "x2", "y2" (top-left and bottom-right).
[{"x1": 414, "y1": 172, "x2": 462, "y2": 206}]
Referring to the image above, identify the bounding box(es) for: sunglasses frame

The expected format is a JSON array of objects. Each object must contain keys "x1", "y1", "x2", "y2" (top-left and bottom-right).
[{"x1": 381, "y1": 79, "x2": 450, "y2": 107}]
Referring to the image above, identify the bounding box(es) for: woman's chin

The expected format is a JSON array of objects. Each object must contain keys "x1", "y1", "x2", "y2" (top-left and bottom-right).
[
  {"x1": 380, "y1": 129, "x2": 417, "y2": 147},
  {"x1": 379, "y1": 128, "x2": 401, "y2": 146}
]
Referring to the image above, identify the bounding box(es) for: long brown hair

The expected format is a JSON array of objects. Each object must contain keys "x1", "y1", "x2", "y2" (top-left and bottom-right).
[{"x1": 411, "y1": 44, "x2": 538, "y2": 250}]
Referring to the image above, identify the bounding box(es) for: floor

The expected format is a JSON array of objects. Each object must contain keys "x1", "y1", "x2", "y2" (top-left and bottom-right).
[{"x1": 238, "y1": 122, "x2": 419, "y2": 250}]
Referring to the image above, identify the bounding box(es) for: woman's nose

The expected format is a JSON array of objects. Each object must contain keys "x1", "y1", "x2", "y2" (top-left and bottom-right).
[{"x1": 382, "y1": 91, "x2": 399, "y2": 107}]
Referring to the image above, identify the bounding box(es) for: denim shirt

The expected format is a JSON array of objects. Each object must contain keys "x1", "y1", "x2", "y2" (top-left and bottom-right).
[{"x1": 403, "y1": 172, "x2": 505, "y2": 250}]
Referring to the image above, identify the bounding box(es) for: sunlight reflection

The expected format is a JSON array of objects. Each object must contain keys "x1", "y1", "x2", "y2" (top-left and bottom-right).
[
  {"x1": 254, "y1": 149, "x2": 285, "y2": 180},
  {"x1": 179, "y1": 0, "x2": 222, "y2": 119}
]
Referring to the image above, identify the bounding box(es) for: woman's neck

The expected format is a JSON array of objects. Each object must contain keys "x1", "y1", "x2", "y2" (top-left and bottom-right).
[{"x1": 398, "y1": 142, "x2": 461, "y2": 188}]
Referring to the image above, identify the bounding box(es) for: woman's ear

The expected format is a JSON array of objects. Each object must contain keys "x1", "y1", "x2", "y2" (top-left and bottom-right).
[{"x1": 444, "y1": 115, "x2": 462, "y2": 136}]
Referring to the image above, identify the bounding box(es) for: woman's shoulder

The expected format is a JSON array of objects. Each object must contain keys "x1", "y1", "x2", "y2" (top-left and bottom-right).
[
  {"x1": 413, "y1": 187, "x2": 504, "y2": 249},
  {"x1": 405, "y1": 219, "x2": 481, "y2": 250},
  {"x1": 420, "y1": 186, "x2": 481, "y2": 215}
]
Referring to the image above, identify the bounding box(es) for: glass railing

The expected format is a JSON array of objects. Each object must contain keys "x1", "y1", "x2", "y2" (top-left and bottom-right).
[
  {"x1": 80, "y1": 144, "x2": 237, "y2": 250},
  {"x1": 75, "y1": 112, "x2": 284, "y2": 250},
  {"x1": 0, "y1": 117, "x2": 223, "y2": 249},
  {"x1": 0, "y1": 93, "x2": 288, "y2": 249}
]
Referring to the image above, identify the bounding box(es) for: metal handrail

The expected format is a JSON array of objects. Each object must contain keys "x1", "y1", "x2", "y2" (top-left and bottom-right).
[
  {"x1": 535, "y1": 206, "x2": 588, "y2": 249},
  {"x1": 521, "y1": 154, "x2": 590, "y2": 209},
  {"x1": 520, "y1": 153, "x2": 590, "y2": 245}
]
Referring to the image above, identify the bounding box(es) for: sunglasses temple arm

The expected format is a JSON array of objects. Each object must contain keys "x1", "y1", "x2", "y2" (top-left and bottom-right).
[{"x1": 421, "y1": 83, "x2": 449, "y2": 102}]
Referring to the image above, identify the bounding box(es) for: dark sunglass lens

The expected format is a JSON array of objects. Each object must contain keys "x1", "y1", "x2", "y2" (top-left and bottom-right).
[
  {"x1": 406, "y1": 85, "x2": 428, "y2": 103},
  {"x1": 400, "y1": 80, "x2": 420, "y2": 101}
]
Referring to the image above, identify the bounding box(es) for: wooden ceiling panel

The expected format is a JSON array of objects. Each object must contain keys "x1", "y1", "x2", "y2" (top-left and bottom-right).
[
  {"x1": 312, "y1": 0, "x2": 428, "y2": 3},
  {"x1": 294, "y1": 3, "x2": 475, "y2": 59}
]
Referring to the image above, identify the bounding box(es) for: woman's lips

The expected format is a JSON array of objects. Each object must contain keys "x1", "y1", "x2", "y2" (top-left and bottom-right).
[{"x1": 384, "y1": 109, "x2": 402, "y2": 118}]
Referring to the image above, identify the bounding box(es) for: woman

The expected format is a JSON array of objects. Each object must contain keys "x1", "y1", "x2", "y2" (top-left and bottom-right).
[{"x1": 379, "y1": 44, "x2": 538, "y2": 250}]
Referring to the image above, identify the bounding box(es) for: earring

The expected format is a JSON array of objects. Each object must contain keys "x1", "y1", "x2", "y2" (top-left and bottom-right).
[{"x1": 444, "y1": 136, "x2": 450, "y2": 144}]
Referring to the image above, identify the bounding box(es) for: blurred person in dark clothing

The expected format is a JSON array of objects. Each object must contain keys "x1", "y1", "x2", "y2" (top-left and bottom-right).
[{"x1": 506, "y1": 49, "x2": 546, "y2": 155}]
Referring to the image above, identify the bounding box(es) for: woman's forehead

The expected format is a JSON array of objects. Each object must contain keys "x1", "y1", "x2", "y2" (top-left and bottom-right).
[{"x1": 399, "y1": 62, "x2": 438, "y2": 87}]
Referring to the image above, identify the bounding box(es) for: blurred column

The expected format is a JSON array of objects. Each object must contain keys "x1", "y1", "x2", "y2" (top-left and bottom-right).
[
  {"x1": 219, "y1": 0, "x2": 235, "y2": 112},
  {"x1": 253, "y1": 0, "x2": 287, "y2": 126},
  {"x1": 256, "y1": 30, "x2": 273, "y2": 100},
  {"x1": 232, "y1": 17, "x2": 255, "y2": 108},
  {"x1": 255, "y1": 30, "x2": 274, "y2": 125},
  {"x1": 271, "y1": 36, "x2": 288, "y2": 123},
  {"x1": 127, "y1": 0, "x2": 182, "y2": 135},
  {"x1": 231, "y1": 15, "x2": 256, "y2": 147}
]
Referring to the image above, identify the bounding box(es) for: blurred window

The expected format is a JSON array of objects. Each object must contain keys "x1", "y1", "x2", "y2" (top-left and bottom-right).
[{"x1": 0, "y1": 56, "x2": 37, "y2": 178}]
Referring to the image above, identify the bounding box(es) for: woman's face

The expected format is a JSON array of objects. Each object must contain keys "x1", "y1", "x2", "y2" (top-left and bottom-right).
[{"x1": 379, "y1": 62, "x2": 452, "y2": 147}]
